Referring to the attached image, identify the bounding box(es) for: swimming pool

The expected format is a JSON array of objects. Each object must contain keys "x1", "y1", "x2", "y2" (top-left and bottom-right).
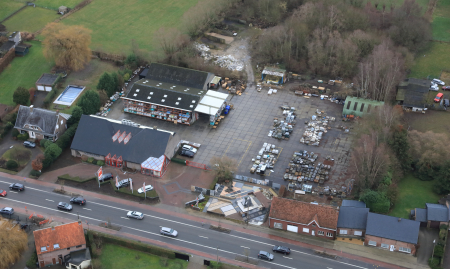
[{"x1": 53, "y1": 85, "x2": 85, "y2": 106}]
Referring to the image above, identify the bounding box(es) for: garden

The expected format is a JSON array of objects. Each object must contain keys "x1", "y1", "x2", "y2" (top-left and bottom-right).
[{"x1": 0, "y1": 146, "x2": 32, "y2": 173}]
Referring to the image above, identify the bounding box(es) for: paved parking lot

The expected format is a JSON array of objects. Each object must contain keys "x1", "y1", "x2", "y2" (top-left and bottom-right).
[{"x1": 107, "y1": 83, "x2": 353, "y2": 189}]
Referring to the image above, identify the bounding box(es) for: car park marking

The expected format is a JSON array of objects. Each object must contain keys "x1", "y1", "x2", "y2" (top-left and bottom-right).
[
  {"x1": 83, "y1": 208, "x2": 92, "y2": 211},
  {"x1": 45, "y1": 199, "x2": 54, "y2": 202},
  {"x1": 199, "y1": 236, "x2": 208, "y2": 239}
]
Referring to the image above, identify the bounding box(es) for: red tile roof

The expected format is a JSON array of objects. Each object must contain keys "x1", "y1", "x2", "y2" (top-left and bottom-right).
[
  {"x1": 34, "y1": 222, "x2": 85, "y2": 254},
  {"x1": 269, "y1": 197, "x2": 339, "y2": 230}
]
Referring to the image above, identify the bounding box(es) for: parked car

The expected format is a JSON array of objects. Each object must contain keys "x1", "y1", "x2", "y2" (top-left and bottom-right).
[
  {"x1": 0, "y1": 189, "x2": 6, "y2": 197},
  {"x1": 160, "y1": 227, "x2": 178, "y2": 237},
  {"x1": 443, "y1": 86, "x2": 450, "y2": 91},
  {"x1": 126, "y1": 211, "x2": 144, "y2": 219},
  {"x1": 432, "y1": 79, "x2": 445, "y2": 86},
  {"x1": 180, "y1": 150, "x2": 194, "y2": 158},
  {"x1": 182, "y1": 145, "x2": 197, "y2": 153},
  {"x1": 430, "y1": 84, "x2": 439, "y2": 91},
  {"x1": 272, "y1": 245, "x2": 291, "y2": 255},
  {"x1": 258, "y1": 251, "x2": 274, "y2": 261},
  {"x1": 434, "y1": 93, "x2": 444, "y2": 103},
  {"x1": 98, "y1": 173, "x2": 113, "y2": 182},
  {"x1": 9, "y1": 183, "x2": 25, "y2": 191},
  {"x1": 138, "y1": 185, "x2": 154, "y2": 193},
  {"x1": 70, "y1": 196, "x2": 86, "y2": 205},
  {"x1": 116, "y1": 178, "x2": 131, "y2": 189},
  {"x1": 23, "y1": 141, "x2": 36, "y2": 148},
  {"x1": 0, "y1": 207, "x2": 14, "y2": 215},
  {"x1": 57, "y1": 202, "x2": 73, "y2": 211},
  {"x1": 444, "y1": 99, "x2": 449, "y2": 108}
]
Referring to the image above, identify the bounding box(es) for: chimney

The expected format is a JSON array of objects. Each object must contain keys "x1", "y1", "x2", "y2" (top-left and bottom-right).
[
  {"x1": 78, "y1": 219, "x2": 82, "y2": 225},
  {"x1": 30, "y1": 105, "x2": 34, "y2": 113},
  {"x1": 153, "y1": 126, "x2": 157, "y2": 130},
  {"x1": 51, "y1": 226, "x2": 55, "y2": 230},
  {"x1": 398, "y1": 218, "x2": 401, "y2": 222}
]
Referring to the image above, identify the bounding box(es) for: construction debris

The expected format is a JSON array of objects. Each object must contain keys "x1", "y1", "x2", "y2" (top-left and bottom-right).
[
  {"x1": 193, "y1": 42, "x2": 244, "y2": 71},
  {"x1": 250, "y1": 143, "x2": 280, "y2": 175},
  {"x1": 300, "y1": 109, "x2": 335, "y2": 146},
  {"x1": 283, "y1": 150, "x2": 332, "y2": 185},
  {"x1": 268, "y1": 106, "x2": 296, "y2": 139}
]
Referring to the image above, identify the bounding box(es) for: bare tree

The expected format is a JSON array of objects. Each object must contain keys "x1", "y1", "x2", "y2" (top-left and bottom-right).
[
  {"x1": 155, "y1": 27, "x2": 188, "y2": 62},
  {"x1": 210, "y1": 156, "x2": 238, "y2": 184},
  {"x1": 0, "y1": 220, "x2": 28, "y2": 269},
  {"x1": 408, "y1": 130, "x2": 450, "y2": 168}
]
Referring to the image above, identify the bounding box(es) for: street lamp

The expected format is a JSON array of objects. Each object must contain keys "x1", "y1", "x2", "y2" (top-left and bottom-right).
[
  {"x1": 431, "y1": 239, "x2": 436, "y2": 260},
  {"x1": 216, "y1": 246, "x2": 219, "y2": 263}
]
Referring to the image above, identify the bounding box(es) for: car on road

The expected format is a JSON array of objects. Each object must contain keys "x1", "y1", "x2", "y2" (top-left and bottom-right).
[
  {"x1": 434, "y1": 93, "x2": 444, "y2": 103},
  {"x1": 127, "y1": 211, "x2": 144, "y2": 219},
  {"x1": 70, "y1": 196, "x2": 86, "y2": 205},
  {"x1": 0, "y1": 207, "x2": 14, "y2": 215},
  {"x1": 0, "y1": 189, "x2": 6, "y2": 197},
  {"x1": 430, "y1": 84, "x2": 439, "y2": 91},
  {"x1": 258, "y1": 251, "x2": 274, "y2": 261},
  {"x1": 443, "y1": 86, "x2": 450, "y2": 91},
  {"x1": 432, "y1": 79, "x2": 445, "y2": 86},
  {"x1": 23, "y1": 141, "x2": 36, "y2": 148},
  {"x1": 57, "y1": 202, "x2": 73, "y2": 211},
  {"x1": 272, "y1": 245, "x2": 291, "y2": 255},
  {"x1": 98, "y1": 173, "x2": 113, "y2": 182},
  {"x1": 9, "y1": 183, "x2": 25, "y2": 191},
  {"x1": 180, "y1": 150, "x2": 194, "y2": 158},
  {"x1": 160, "y1": 227, "x2": 178, "y2": 237},
  {"x1": 182, "y1": 145, "x2": 197, "y2": 153},
  {"x1": 116, "y1": 178, "x2": 131, "y2": 189},
  {"x1": 138, "y1": 185, "x2": 154, "y2": 193}
]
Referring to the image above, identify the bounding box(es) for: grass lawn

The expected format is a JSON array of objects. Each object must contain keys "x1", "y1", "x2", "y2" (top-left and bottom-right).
[
  {"x1": 0, "y1": 41, "x2": 54, "y2": 106},
  {"x1": 432, "y1": 16, "x2": 450, "y2": 41},
  {"x1": 61, "y1": 0, "x2": 199, "y2": 55},
  {"x1": 2, "y1": 146, "x2": 32, "y2": 166},
  {"x1": 100, "y1": 244, "x2": 188, "y2": 269},
  {"x1": 405, "y1": 109, "x2": 450, "y2": 134},
  {"x1": 35, "y1": 0, "x2": 83, "y2": 10},
  {"x1": 409, "y1": 42, "x2": 450, "y2": 79},
  {"x1": 389, "y1": 173, "x2": 441, "y2": 219},
  {"x1": 0, "y1": 0, "x2": 25, "y2": 21},
  {"x1": 3, "y1": 6, "x2": 60, "y2": 33}
]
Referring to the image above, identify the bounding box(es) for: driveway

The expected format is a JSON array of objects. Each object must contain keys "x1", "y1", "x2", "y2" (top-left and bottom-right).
[{"x1": 417, "y1": 227, "x2": 439, "y2": 264}]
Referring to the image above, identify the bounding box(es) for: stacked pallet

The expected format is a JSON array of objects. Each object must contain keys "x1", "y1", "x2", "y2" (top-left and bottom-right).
[{"x1": 283, "y1": 150, "x2": 331, "y2": 184}]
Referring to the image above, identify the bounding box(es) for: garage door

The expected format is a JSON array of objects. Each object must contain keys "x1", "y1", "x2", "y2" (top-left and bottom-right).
[
  {"x1": 37, "y1": 85, "x2": 45, "y2": 91},
  {"x1": 45, "y1": 86, "x2": 52, "y2": 92},
  {"x1": 287, "y1": 225, "x2": 298, "y2": 233}
]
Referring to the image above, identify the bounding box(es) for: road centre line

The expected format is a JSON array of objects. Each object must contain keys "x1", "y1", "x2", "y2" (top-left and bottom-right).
[
  {"x1": 283, "y1": 256, "x2": 293, "y2": 259},
  {"x1": 241, "y1": 246, "x2": 249, "y2": 249},
  {"x1": 45, "y1": 199, "x2": 54, "y2": 202},
  {"x1": 199, "y1": 236, "x2": 208, "y2": 239},
  {"x1": 83, "y1": 208, "x2": 92, "y2": 210}
]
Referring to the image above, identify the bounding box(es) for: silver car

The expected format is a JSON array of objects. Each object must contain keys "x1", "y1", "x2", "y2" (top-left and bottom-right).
[
  {"x1": 127, "y1": 211, "x2": 144, "y2": 219},
  {"x1": 160, "y1": 227, "x2": 178, "y2": 237},
  {"x1": 0, "y1": 207, "x2": 14, "y2": 215}
]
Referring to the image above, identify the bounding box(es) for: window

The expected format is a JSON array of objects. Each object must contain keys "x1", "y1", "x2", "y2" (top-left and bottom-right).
[
  {"x1": 368, "y1": 241, "x2": 377, "y2": 246},
  {"x1": 318, "y1": 231, "x2": 324, "y2": 236},
  {"x1": 381, "y1": 243, "x2": 389, "y2": 249},
  {"x1": 53, "y1": 244, "x2": 60, "y2": 249},
  {"x1": 302, "y1": 228, "x2": 309, "y2": 233},
  {"x1": 340, "y1": 230, "x2": 348, "y2": 235},
  {"x1": 67, "y1": 248, "x2": 70, "y2": 250},
  {"x1": 399, "y1": 247, "x2": 411, "y2": 253},
  {"x1": 76, "y1": 245, "x2": 82, "y2": 248},
  {"x1": 41, "y1": 246, "x2": 47, "y2": 252},
  {"x1": 326, "y1": 232, "x2": 333, "y2": 237},
  {"x1": 354, "y1": 231, "x2": 362, "y2": 236},
  {"x1": 274, "y1": 223, "x2": 283, "y2": 229},
  {"x1": 61, "y1": 120, "x2": 63, "y2": 125},
  {"x1": 312, "y1": 224, "x2": 316, "y2": 227}
]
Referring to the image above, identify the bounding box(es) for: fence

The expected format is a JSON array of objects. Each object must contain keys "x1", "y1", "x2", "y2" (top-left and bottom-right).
[
  {"x1": 186, "y1": 160, "x2": 210, "y2": 170},
  {"x1": 0, "y1": 48, "x2": 16, "y2": 75}
]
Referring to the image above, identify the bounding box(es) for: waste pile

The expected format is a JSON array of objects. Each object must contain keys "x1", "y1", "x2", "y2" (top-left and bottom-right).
[
  {"x1": 283, "y1": 150, "x2": 331, "y2": 184},
  {"x1": 193, "y1": 42, "x2": 244, "y2": 71},
  {"x1": 268, "y1": 106, "x2": 296, "y2": 139},
  {"x1": 300, "y1": 109, "x2": 335, "y2": 146},
  {"x1": 250, "y1": 143, "x2": 280, "y2": 175}
]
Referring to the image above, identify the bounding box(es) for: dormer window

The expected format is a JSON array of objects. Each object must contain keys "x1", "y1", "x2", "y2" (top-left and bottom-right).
[
  {"x1": 54, "y1": 244, "x2": 60, "y2": 249},
  {"x1": 41, "y1": 246, "x2": 47, "y2": 252}
]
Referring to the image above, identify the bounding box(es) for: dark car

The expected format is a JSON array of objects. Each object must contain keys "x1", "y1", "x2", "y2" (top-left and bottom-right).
[
  {"x1": 180, "y1": 150, "x2": 194, "y2": 158},
  {"x1": 98, "y1": 173, "x2": 113, "y2": 182},
  {"x1": 116, "y1": 178, "x2": 131, "y2": 189},
  {"x1": 57, "y1": 202, "x2": 73, "y2": 211},
  {"x1": 23, "y1": 141, "x2": 36, "y2": 148},
  {"x1": 0, "y1": 207, "x2": 14, "y2": 215},
  {"x1": 9, "y1": 183, "x2": 25, "y2": 191},
  {"x1": 258, "y1": 251, "x2": 274, "y2": 261},
  {"x1": 272, "y1": 245, "x2": 290, "y2": 255},
  {"x1": 70, "y1": 196, "x2": 86, "y2": 205}
]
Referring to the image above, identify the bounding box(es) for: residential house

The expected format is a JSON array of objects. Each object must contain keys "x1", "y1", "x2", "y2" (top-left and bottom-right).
[
  {"x1": 341, "y1": 200, "x2": 367, "y2": 208},
  {"x1": 36, "y1": 73, "x2": 59, "y2": 92},
  {"x1": 412, "y1": 202, "x2": 450, "y2": 229},
  {"x1": 14, "y1": 105, "x2": 71, "y2": 142},
  {"x1": 268, "y1": 197, "x2": 339, "y2": 239},
  {"x1": 337, "y1": 200, "x2": 369, "y2": 244},
  {"x1": 34, "y1": 221, "x2": 90, "y2": 267},
  {"x1": 70, "y1": 115, "x2": 179, "y2": 177},
  {"x1": 365, "y1": 213, "x2": 420, "y2": 255}
]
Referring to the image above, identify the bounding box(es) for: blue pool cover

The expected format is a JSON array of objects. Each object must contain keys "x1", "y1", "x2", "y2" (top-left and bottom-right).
[{"x1": 54, "y1": 85, "x2": 85, "y2": 105}]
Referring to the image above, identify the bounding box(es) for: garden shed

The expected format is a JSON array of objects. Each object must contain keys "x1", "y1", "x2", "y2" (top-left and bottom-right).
[{"x1": 36, "y1": 74, "x2": 59, "y2": 92}]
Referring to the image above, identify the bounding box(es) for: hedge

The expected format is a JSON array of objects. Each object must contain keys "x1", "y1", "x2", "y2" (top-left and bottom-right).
[
  {"x1": 209, "y1": 177, "x2": 218, "y2": 190},
  {"x1": 58, "y1": 174, "x2": 96, "y2": 183},
  {"x1": 171, "y1": 158, "x2": 186, "y2": 165},
  {"x1": 30, "y1": 170, "x2": 42, "y2": 177},
  {"x1": 109, "y1": 180, "x2": 158, "y2": 199},
  {"x1": 86, "y1": 230, "x2": 176, "y2": 259}
]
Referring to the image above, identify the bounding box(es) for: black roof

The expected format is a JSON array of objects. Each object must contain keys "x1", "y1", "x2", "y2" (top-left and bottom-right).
[
  {"x1": 365, "y1": 213, "x2": 420, "y2": 244},
  {"x1": 401, "y1": 78, "x2": 430, "y2": 107},
  {"x1": 139, "y1": 68, "x2": 149, "y2": 78},
  {"x1": 36, "y1": 74, "x2": 59, "y2": 86},
  {"x1": 426, "y1": 203, "x2": 449, "y2": 222},
  {"x1": 14, "y1": 105, "x2": 59, "y2": 135},
  {"x1": 145, "y1": 63, "x2": 210, "y2": 90},
  {"x1": 0, "y1": 41, "x2": 15, "y2": 52},
  {"x1": 14, "y1": 45, "x2": 28, "y2": 53},
  {"x1": 337, "y1": 207, "x2": 369, "y2": 229},
  {"x1": 66, "y1": 248, "x2": 91, "y2": 266},
  {"x1": 341, "y1": 200, "x2": 366, "y2": 208},
  {"x1": 70, "y1": 115, "x2": 173, "y2": 164}
]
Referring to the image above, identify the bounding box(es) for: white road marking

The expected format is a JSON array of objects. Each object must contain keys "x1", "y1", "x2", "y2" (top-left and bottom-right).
[
  {"x1": 10, "y1": 191, "x2": 18, "y2": 193},
  {"x1": 83, "y1": 208, "x2": 92, "y2": 211},
  {"x1": 241, "y1": 246, "x2": 249, "y2": 249},
  {"x1": 283, "y1": 256, "x2": 293, "y2": 259},
  {"x1": 45, "y1": 199, "x2": 54, "y2": 202},
  {"x1": 120, "y1": 217, "x2": 129, "y2": 220},
  {"x1": 199, "y1": 236, "x2": 208, "y2": 239}
]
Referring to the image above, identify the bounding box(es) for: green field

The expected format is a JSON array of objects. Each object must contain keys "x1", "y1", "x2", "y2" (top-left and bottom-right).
[
  {"x1": 0, "y1": 41, "x2": 54, "y2": 106},
  {"x1": 432, "y1": 0, "x2": 450, "y2": 41},
  {"x1": 61, "y1": 0, "x2": 199, "y2": 55},
  {"x1": 35, "y1": 0, "x2": 83, "y2": 10},
  {"x1": 389, "y1": 174, "x2": 441, "y2": 219},
  {"x1": 409, "y1": 42, "x2": 450, "y2": 79},
  {"x1": 3, "y1": 6, "x2": 60, "y2": 33},
  {"x1": 99, "y1": 244, "x2": 188, "y2": 269},
  {"x1": 362, "y1": 0, "x2": 430, "y2": 14},
  {"x1": 0, "y1": 0, "x2": 25, "y2": 21}
]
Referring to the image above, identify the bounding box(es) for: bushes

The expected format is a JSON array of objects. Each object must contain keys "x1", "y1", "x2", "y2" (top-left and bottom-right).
[
  {"x1": 43, "y1": 143, "x2": 62, "y2": 169},
  {"x1": 209, "y1": 177, "x2": 218, "y2": 190},
  {"x1": 30, "y1": 170, "x2": 42, "y2": 177},
  {"x1": 17, "y1": 133, "x2": 29, "y2": 141},
  {"x1": 92, "y1": 159, "x2": 97, "y2": 165},
  {"x1": 6, "y1": 160, "x2": 18, "y2": 170},
  {"x1": 40, "y1": 139, "x2": 51, "y2": 148},
  {"x1": 26, "y1": 250, "x2": 38, "y2": 269},
  {"x1": 429, "y1": 257, "x2": 440, "y2": 269},
  {"x1": 87, "y1": 157, "x2": 94, "y2": 163},
  {"x1": 360, "y1": 189, "x2": 391, "y2": 214},
  {"x1": 56, "y1": 134, "x2": 71, "y2": 150},
  {"x1": 1, "y1": 122, "x2": 14, "y2": 138},
  {"x1": 43, "y1": 88, "x2": 58, "y2": 108},
  {"x1": 97, "y1": 160, "x2": 105, "y2": 166},
  {"x1": 12, "y1": 129, "x2": 19, "y2": 138}
]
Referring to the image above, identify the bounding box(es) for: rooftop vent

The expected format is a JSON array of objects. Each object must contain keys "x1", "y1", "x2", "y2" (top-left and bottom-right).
[
  {"x1": 190, "y1": 105, "x2": 194, "y2": 108},
  {"x1": 133, "y1": 94, "x2": 137, "y2": 97},
  {"x1": 161, "y1": 99, "x2": 165, "y2": 102},
  {"x1": 147, "y1": 96, "x2": 151, "y2": 99},
  {"x1": 164, "y1": 95, "x2": 167, "y2": 98},
  {"x1": 150, "y1": 92, "x2": 153, "y2": 95},
  {"x1": 175, "y1": 102, "x2": 179, "y2": 105},
  {"x1": 192, "y1": 100, "x2": 196, "y2": 103},
  {"x1": 136, "y1": 89, "x2": 140, "y2": 92},
  {"x1": 178, "y1": 97, "x2": 182, "y2": 100}
]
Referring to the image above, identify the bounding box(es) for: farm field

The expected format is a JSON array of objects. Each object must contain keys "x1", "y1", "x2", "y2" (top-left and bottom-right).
[
  {"x1": 3, "y1": 6, "x2": 60, "y2": 33},
  {"x1": 0, "y1": 41, "x2": 54, "y2": 106},
  {"x1": 432, "y1": 0, "x2": 450, "y2": 41},
  {"x1": 61, "y1": 0, "x2": 199, "y2": 55},
  {"x1": 0, "y1": 0, "x2": 24, "y2": 21},
  {"x1": 409, "y1": 42, "x2": 450, "y2": 79},
  {"x1": 35, "y1": 0, "x2": 83, "y2": 10}
]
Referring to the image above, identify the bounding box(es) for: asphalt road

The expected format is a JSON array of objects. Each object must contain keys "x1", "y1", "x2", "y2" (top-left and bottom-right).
[{"x1": 0, "y1": 176, "x2": 385, "y2": 269}]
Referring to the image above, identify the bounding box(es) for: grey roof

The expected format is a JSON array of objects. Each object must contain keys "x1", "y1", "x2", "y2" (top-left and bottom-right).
[
  {"x1": 65, "y1": 248, "x2": 90, "y2": 266},
  {"x1": 59, "y1": 113, "x2": 71, "y2": 120},
  {"x1": 124, "y1": 79, "x2": 204, "y2": 112},
  {"x1": 36, "y1": 74, "x2": 59, "y2": 86},
  {"x1": 426, "y1": 203, "x2": 449, "y2": 222},
  {"x1": 14, "y1": 45, "x2": 28, "y2": 53},
  {"x1": 400, "y1": 78, "x2": 430, "y2": 107},
  {"x1": 337, "y1": 207, "x2": 369, "y2": 229},
  {"x1": 70, "y1": 115, "x2": 173, "y2": 164},
  {"x1": 0, "y1": 41, "x2": 15, "y2": 52},
  {"x1": 145, "y1": 63, "x2": 210, "y2": 90},
  {"x1": 415, "y1": 208, "x2": 427, "y2": 222},
  {"x1": 365, "y1": 213, "x2": 420, "y2": 244},
  {"x1": 341, "y1": 200, "x2": 366, "y2": 208},
  {"x1": 14, "y1": 106, "x2": 58, "y2": 135},
  {"x1": 139, "y1": 68, "x2": 149, "y2": 78}
]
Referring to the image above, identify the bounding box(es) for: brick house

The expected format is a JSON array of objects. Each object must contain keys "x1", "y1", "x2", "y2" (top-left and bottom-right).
[
  {"x1": 268, "y1": 197, "x2": 339, "y2": 239},
  {"x1": 412, "y1": 202, "x2": 450, "y2": 229},
  {"x1": 14, "y1": 105, "x2": 71, "y2": 142},
  {"x1": 365, "y1": 213, "x2": 420, "y2": 255},
  {"x1": 34, "y1": 221, "x2": 89, "y2": 267},
  {"x1": 337, "y1": 200, "x2": 369, "y2": 243}
]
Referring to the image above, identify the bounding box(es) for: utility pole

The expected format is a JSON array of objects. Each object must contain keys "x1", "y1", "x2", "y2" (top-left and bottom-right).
[{"x1": 216, "y1": 246, "x2": 219, "y2": 263}]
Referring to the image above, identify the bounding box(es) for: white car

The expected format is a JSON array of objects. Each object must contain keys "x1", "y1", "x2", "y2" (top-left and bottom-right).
[
  {"x1": 127, "y1": 211, "x2": 144, "y2": 219},
  {"x1": 430, "y1": 84, "x2": 439, "y2": 91},
  {"x1": 160, "y1": 227, "x2": 178, "y2": 237},
  {"x1": 138, "y1": 185, "x2": 154, "y2": 193},
  {"x1": 432, "y1": 79, "x2": 445, "y2": 86},
  {"x1": 182, "y1": 145, "x2": 197, "y2": 153}
]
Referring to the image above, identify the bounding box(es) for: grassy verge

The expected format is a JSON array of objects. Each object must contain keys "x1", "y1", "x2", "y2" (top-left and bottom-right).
[
  {"x1": 3, "y1": 6, "x2": 60, "y2": 33},
  {"x1": 35, "y1": 0, "x2": 83, "y2": 10},
  {"x1": 0, "y1": 0, "x2": 25, "y2": 21},
  {"x1": 0, "y1": 167, "x2": 18, "y2": 175},
  {"x1": 58, "y1": 174, "x2": 96, "y2": 183},
  {"x1": 409, "y1": 42, "x2": 450, "y2": 79},
  {"x1": 0, "y1": 41, "x2": 54, "y2": 106},
  {"x1": 109, "y1": 180, "x2": 158, "y2": 198},
  {"x1": 389, "y1": 173, "x2": 441, "y2": 219}
]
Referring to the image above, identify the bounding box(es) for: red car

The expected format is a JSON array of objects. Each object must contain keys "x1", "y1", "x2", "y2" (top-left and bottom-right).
[
  {"x1": 443, "y1": 86, "x2": 450, "y2": 91},
  {"x1": 434, "y1": 93, "x2": 444, "y2": 103},
  {"x1": 0, "y1": 189, "x2": 6, "y2": 197}
]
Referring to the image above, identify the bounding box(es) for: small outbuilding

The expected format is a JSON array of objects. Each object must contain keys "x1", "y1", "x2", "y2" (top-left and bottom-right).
[
  {"x1": 14, "y1": 44, "x2": 30, "y2": 56},
  {"x1": 262, "y1": 67, "x2": 287, "y2": 85},
  {"x1": 59, "y1": 6, "x2": 68, "y2": 14},
  {"x1": 36, "y1": 74, "x2": 59, "y2": 92}
]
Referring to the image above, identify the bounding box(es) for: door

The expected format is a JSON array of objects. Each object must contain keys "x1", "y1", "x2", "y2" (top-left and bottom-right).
[
  {"x1": 29, "y1": 131, "x2": 35, "y2": 138},
  {"x1": 45, "y1": 86, "x2": 52, "y2": 92},
  {"x1": 52, "y1": 258, "x2": 56, "y2": 264},
  {"x1": 58, "y1": 255, "x2": 63, "y2": 264},
  {"x1": 390, "y1": 245, "x2": 395, "y2": 251},
  {"x1": 312, "y1": 230, "x2": 315, "y2": 236},
  {"x1": 40, "y1": 261, "x2": 45, "y2": 267}
]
